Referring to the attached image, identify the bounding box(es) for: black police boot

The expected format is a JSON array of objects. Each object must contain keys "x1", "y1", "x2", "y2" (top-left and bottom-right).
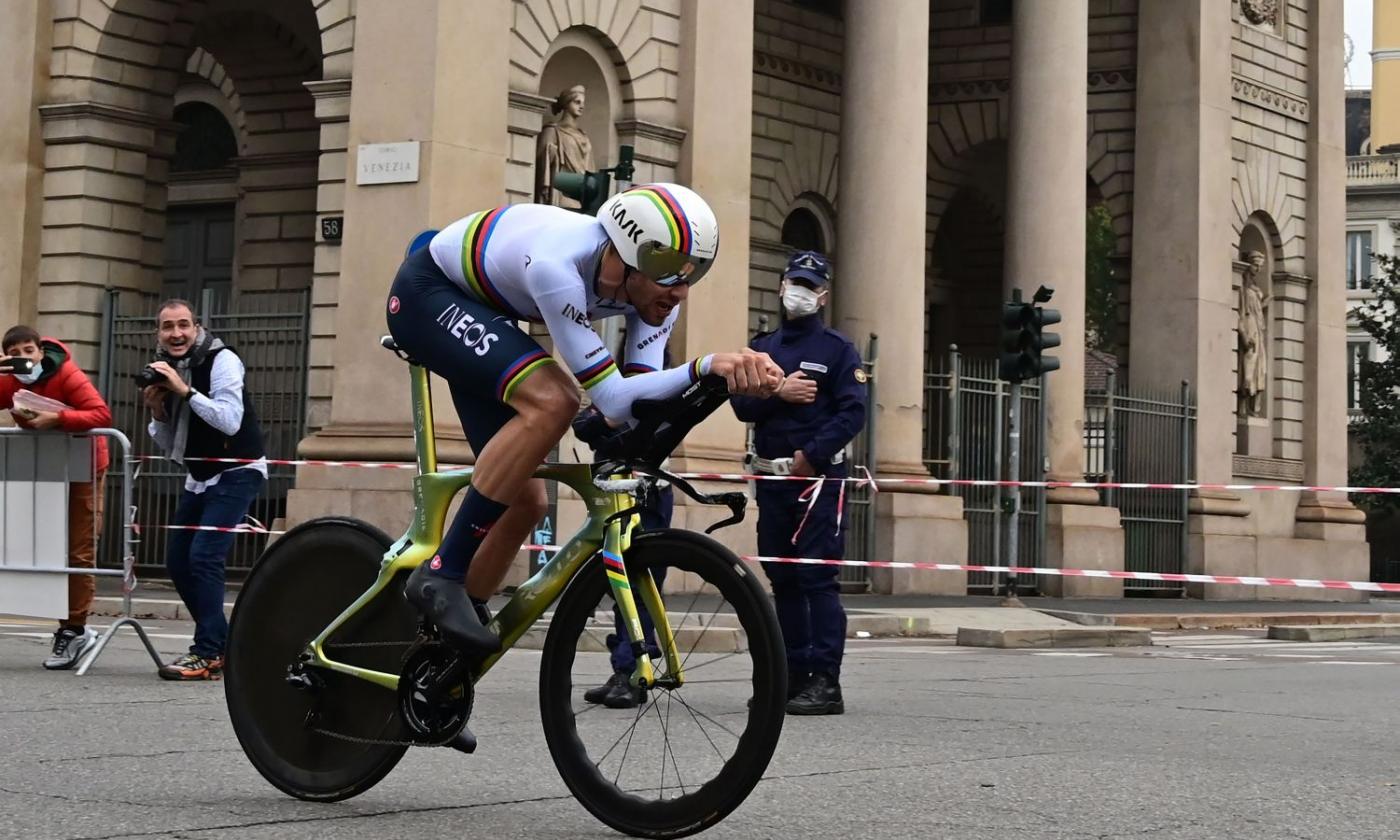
[
  {"x1": 602, "y1": 674, "x2": 644, "y2": 709},
  {"x1": 404, "y1": 564, "x2": 501, "y2": 654},
  {"x1": 584, "y1": 671, "x2": 630, "y2": 705},
  {"x1": 786, "y1": 671, "x2": 844, "y2": 716},
  {"x1": 749, "y1": 670, "x2": 809, "y2": 710}
]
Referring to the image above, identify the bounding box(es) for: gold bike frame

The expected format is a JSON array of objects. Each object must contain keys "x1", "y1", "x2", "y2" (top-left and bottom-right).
[{"x1": 303, "y1": 363, "x2": 683, "y2": 692}]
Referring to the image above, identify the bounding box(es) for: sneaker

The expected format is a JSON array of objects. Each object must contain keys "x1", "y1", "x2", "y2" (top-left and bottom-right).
[
  {"x1": 159, "y1": 652, "x2": 225, "y2": 681},
  {"x1": 785, "y1": 672, "x2": 844, "y2": 716},
  {"x1": 43, "y1": 626, "x2": 97, "y2": 671},
  {"x1": 404, "y1": 564, "x2": 502, "y2": 654}
]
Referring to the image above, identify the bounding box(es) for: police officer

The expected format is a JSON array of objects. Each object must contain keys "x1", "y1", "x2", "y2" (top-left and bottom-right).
[{"x1": 731, "y1": 251, "x2": 866, "y2": 715}]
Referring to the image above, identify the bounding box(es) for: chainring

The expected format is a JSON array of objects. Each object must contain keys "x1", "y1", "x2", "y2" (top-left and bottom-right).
[{"x1": 396, "y1": 643, "x2": 474, "y2": 745}]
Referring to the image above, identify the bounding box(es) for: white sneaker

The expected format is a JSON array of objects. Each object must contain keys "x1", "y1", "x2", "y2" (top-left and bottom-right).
[{"x1": 43, "y1": 626, "x2": 97, "y2": 671}]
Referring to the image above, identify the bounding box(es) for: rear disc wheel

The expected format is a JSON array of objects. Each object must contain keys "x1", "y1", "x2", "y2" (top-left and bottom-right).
[{"x1": 224, "y1": 519, "x2": 417, "y2": 802}]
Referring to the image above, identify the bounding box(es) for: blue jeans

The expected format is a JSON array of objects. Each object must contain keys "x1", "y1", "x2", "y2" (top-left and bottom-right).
[{"x1": 165, "y1": 469, "x2": 265, "y2": 658}]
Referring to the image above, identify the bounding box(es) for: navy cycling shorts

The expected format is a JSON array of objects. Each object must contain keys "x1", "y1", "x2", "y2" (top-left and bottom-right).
[{"x1": 386, "y1": 247, "x2": 556, "y2": 452}]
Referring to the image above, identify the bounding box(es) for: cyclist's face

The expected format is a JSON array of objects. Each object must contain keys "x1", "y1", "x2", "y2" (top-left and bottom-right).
[{"x1": 626, "y1": 268, "x2": 689, "y2": 327}]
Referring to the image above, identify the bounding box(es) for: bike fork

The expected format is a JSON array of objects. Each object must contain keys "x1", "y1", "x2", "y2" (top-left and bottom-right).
[{"x1": 604, "y1": 516, "x2": 685, "y2": 691}]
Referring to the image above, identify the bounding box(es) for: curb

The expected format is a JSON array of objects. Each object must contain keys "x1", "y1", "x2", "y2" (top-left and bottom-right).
[
  {"x1": 956, "y1": 626, "x2": 1152, "y2": 649},
  {"x1": 1044, "y1": 610, "x2": 1398, "y2": 631},
  {"x1": 1266, "y1": 623, "x2": 1400, "y2": 642}
]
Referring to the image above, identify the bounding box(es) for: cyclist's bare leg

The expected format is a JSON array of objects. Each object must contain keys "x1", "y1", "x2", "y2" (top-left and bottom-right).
[
  {"x1": 466, "y1": 479, "x2": 547, "y2": 601},
  {"x1": 406, "y1": 365, "x2": 577, "y2": 652}
]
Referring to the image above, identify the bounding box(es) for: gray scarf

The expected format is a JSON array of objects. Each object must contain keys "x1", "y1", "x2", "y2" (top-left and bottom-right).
[{"x1": 159, "y1": 327, "x2": 224, "y2": 466}]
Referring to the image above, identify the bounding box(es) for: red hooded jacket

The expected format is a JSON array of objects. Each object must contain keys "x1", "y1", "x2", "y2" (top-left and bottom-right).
[{"x1": 0, "y1": 338, "x2": 111, "y2": 474}]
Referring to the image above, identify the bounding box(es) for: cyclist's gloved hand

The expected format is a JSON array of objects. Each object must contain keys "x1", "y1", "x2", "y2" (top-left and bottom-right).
[{"x1": 573, "y1": 406, "x2": 628, "y2": 459}]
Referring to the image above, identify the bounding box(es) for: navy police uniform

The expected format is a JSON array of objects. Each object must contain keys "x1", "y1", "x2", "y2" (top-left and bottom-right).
[{"x1": 730, "y1": 252, "x2": 866, "y2": 690}]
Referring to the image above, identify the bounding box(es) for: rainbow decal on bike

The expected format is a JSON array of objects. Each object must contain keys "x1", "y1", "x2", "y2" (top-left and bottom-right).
[
  {"x1": 575, "y1": 357, "x2": 618, "y2": 390},
  {"x1": 630, "y1": 185, "x2": 692, "y2": 253},
  {"x1": 460, "y1": 207, "x2": 526, "y2": 320},
  {"x1": 602, "y1": 550, "x2": 629, "y2": 590},
  {"x1": 497, "y1": 349, "x2": 554, "y2": 402}
]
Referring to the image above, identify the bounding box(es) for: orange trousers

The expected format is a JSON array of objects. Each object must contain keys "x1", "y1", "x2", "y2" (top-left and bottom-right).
[{"x1": 64, "y1": 471, "x2": 106, "y2": 629}]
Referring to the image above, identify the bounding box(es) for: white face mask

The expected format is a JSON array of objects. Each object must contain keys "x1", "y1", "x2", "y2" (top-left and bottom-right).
[
  {"x1": 11, "y1": 364, "x2": 41, "y2": 385},
  {"x1": 781, "y1": 283, "x2": 824, "y2": 318}
]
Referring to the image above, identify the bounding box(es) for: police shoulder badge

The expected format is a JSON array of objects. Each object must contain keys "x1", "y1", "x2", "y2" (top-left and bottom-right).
[{"x1": 854, "y1": 368, "x2": 868, "y2": 384}]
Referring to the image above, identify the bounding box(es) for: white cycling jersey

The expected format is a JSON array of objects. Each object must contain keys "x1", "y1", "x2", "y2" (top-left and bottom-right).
[{"x1": 427, "y1": 204, "x2": 712, "y2": 422}]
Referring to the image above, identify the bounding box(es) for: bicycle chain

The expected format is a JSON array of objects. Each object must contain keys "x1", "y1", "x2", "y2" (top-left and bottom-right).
[{"x1": 307, "y1": 637, "x2": 465, "y2": 748}]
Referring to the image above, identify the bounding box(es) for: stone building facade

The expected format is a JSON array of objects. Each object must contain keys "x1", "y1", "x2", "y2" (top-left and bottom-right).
[{"x1": 0, "y1": 0, "x2": 1366, "y2": 599}]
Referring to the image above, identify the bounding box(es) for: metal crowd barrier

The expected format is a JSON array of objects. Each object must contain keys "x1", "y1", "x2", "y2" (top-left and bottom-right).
[{"x1": 0, "y1": 427, "x2": 162, "y2": 675}]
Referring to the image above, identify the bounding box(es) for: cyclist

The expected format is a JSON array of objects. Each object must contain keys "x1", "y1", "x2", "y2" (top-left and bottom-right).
[{"x1": 386, "y1": 183, "x2": 783, "y2": 653}]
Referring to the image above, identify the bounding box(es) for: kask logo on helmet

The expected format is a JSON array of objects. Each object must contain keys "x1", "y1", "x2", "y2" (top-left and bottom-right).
[{"x1": 609, "y1": 202, "x2": 645, "y2": 244}]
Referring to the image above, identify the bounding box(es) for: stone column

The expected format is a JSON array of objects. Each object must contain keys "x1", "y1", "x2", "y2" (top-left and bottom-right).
[
  {"x1": 288, "y1": 0, "x2": 511, "y2": 536},
  {"x1": 672, "y1": 0, "x2": 754, "y2": 476},
  {"x1": 1292, "y1": 0, "x2": 1367, "y2": 589},
  {"x1": 1133, "y1": 0, "x2": 1256, "y2": 597},
  {"x1": 1003, "y1": 0, "x2": 1121, "y2": 596},
  {"x1": 0, "y1": 2, "x2": 50, "y2": 336},
  {"x1": 834, "y1": 0, "x2": 930, "y2": 479},
  {"x1": 1371, "y1": 0, "x2": 1400, "y2": 151},
  {"x1": 835, "y1": 0, "x2": 966, "y2": 595},
  {"x1": 1005, "y1": 0, "x2": 1090, "y2": 493}
]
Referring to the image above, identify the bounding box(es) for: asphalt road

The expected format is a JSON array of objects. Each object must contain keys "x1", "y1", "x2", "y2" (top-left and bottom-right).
[{"x1": 2, "y1": 617, "x2": 1397, "y2": 840}]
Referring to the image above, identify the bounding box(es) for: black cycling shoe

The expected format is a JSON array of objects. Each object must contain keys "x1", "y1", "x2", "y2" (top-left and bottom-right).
[{"x1": 404, "y1": 564, "x2": 502, "y2": 654}]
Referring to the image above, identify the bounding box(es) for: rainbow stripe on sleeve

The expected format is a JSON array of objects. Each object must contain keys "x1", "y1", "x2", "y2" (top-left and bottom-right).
[
  {"x1": 496, "y1": 349, "x2": 554, "y2": 402},
  {"x1": 460, "y1": 207, "x2": 525, "y2": 319},
  {"x1": 575, "y1": 356, "x2": 618, "y2": 390}
]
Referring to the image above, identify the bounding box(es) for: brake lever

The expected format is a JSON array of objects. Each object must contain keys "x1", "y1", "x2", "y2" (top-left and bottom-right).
[{"x1": 703, "y1": 492, "x2": 748, "y2": 534}]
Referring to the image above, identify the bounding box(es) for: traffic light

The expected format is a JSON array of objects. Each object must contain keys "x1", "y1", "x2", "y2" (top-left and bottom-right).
[
  {"x1": 997, "y1": 286, "x2": 1060, "y2": 382},
  {"x1": 553, "y1": 169, "x2": 612, "y2": 215}
]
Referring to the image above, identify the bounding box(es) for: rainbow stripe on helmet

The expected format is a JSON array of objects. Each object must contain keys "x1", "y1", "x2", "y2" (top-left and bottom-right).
[{"x1": 627, "y1": 185, "x2": 693, "y2": 255}]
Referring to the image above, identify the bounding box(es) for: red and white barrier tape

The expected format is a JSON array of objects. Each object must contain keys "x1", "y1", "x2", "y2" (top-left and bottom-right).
[
  {"x1": 138, "y1": 455, "x2": 1392, "y2": 495},
  {"x1": 740, "y1": 555, "x2": 1400, "y2": 594},
  {"x1": 134, "y1": 525, "x2": 1400, "y2": 593}
]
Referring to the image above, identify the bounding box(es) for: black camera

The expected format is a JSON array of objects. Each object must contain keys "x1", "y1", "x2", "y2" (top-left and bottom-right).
[{"x1": 133, "y1": 366, "x2": 165, "y2": 388}]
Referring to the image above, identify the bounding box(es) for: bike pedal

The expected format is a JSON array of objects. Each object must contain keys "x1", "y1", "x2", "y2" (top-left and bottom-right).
[{"x1": 446, "y1": 724, "x2": 477, "y2": 754}]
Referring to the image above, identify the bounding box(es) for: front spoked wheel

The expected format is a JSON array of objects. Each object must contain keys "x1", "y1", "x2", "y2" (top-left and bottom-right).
[{"x1": 539, "y1": 530, "x2": 786, "y2": 838}]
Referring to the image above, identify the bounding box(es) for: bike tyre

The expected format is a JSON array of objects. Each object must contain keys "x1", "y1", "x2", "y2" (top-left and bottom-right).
[
  {"x1": 224, "y1": 517, "x2": 416, "y2": 802},
  {"x1": 538, "y1": 529, "x2": 787, "y2": 838}
]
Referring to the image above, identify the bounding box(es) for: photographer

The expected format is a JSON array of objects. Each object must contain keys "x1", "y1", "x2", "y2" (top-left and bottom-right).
[
  {"x1": 0, "y1": 325, "x2": 112, "y2": 670},
  {"x1": 143, "y1": 299, "x2": 266, "y2": 681}
]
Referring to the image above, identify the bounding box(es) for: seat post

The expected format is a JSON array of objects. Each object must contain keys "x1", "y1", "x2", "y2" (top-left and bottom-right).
[{"x1": 409, "y1": 363, "x2": 437, "y2": 474}]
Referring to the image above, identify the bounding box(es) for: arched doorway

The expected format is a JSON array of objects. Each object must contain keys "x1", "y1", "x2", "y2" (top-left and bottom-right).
[{"x1": 40, "y1": 0, "x2": 349, "y2": 572}]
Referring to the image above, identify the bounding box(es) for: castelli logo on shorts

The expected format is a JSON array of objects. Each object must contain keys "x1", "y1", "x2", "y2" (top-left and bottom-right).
[
  {"x1": 388, "y1": 296, "x2": 400, "y2": 314},
  {"x1": 430, "y1": 554, "x2": 442, "y2": 570}
]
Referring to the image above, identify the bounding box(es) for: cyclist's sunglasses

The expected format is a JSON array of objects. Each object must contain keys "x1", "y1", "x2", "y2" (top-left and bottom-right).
[{"x1": 629, "y1": 240, "x2": 714, "y2": 288}]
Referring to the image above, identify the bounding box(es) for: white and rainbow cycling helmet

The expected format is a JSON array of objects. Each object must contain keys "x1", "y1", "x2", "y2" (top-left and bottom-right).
[{"x1": 597, "y1": 183, "x2": 719, "y2": 287}]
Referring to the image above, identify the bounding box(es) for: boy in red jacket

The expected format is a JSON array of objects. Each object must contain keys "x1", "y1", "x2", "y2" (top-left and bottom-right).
[{"x1": 1, "y1": 324, "x2": 113, "y2": 670}]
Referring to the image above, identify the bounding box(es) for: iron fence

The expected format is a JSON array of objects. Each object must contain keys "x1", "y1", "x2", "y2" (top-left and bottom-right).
[
  {"x1": 838, "y1": 335, "x2": 878, "y2": 591},
  {"x1": 1085, "y1": 374, "x2": 1194, "y2": 595},
  {"x1": 98, "y1": 288, "x2": 311, "y2": 573},
  {"x1": 924, "y1": 347, "x2": 1047, "y2": 592}
]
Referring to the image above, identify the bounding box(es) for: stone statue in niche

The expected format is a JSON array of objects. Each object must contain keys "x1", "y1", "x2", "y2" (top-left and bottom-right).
[
  {"x1": 535, "y1": 85, "x2": 595, "y2": 208},
  {"x1": 1238, "y1": 250, "x2": 1271, "y2": 417},
  {"x1": 1240, "y1": 0, "x2": 1278, "y2": 27}
]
